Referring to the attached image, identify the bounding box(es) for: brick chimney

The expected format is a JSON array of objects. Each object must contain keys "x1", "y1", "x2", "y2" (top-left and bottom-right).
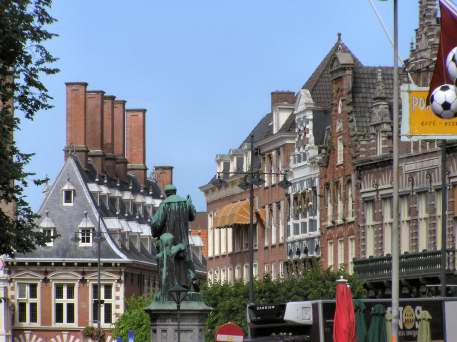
[
  {"x1": 86, "y1": 90, "x2": 105, "y2": 174},
  {"x1": 153, "y1": 166, "x2": 173, "y2": 192},
  {"x1": 126, "y1": 109, "x2": 147, "y2": 186},
  {"x1": 103, "y1": 95, "x2": 116, "y2": 177},
  {"x1": 271, "y1": 91, "x2": 296, "y2": 109},
  {"x1": 113, "y1": 100, "x2": 128, "y2": 179},
  {"x1": 65, "y1": 82, "x2": 89, "y2": 164}
]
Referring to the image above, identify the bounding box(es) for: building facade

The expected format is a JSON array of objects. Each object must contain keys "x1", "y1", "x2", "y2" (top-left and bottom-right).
[
  {"x1": 1, "y1": 82, "x2": 205, "y2": 341},
  {"x1": 353, "y1": 0, "x2": 457, "y2": 297},
  {"x1": 201, "y1": 91, "x2": 296, "y2": 283}
]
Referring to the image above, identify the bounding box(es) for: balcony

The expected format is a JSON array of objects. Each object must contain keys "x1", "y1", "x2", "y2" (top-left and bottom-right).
[{"x1": 353, "y1": 249, "x2": 456, "y2": 282}]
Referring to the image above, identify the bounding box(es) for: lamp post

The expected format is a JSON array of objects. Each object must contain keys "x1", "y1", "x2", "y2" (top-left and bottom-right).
[
  {"x1": 213, "y1": 134, "x2": 291, "y2": 304},
  {"x1": 169, "y1": 284, "x2": 189, "y2": 342}
]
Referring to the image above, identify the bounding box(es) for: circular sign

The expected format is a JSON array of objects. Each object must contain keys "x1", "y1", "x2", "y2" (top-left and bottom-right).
[
  {"x1": 215, "y1": 322, "x2": 244, "y2": 342},
  {"x1": 403, "y1": 305, "x2": 416, "y2": 330}
]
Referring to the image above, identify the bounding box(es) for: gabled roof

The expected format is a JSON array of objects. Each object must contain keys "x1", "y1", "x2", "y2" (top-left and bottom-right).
[{"x1": 302, "y1": 39, "x2": 362, "y2": 111}]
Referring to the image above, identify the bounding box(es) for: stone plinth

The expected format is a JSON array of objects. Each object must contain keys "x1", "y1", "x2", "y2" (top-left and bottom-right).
[{"x1": 145, "y1": 294, "x2": 212, "y2": 342}]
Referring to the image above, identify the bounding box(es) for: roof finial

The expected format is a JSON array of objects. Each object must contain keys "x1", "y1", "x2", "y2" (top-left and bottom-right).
[
  {"x1": 374, "y1": 68, "x2": 386, "y2": 100},
  {"x1": 337, "y1": 32, "x2": 342, "y2": 43}
]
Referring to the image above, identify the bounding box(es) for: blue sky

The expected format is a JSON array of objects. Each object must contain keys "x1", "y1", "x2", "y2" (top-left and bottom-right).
[{"x1": 18, "y1": 0, "x2": 419, "y2": 211}]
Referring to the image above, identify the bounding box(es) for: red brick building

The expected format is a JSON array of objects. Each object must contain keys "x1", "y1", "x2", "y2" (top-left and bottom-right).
[
  {"x1": 200, "y1": 91, "x2": 296, "y2": 283},
  {"x1": 0, "y1": 82, "x2": 205, "y2": 342}
]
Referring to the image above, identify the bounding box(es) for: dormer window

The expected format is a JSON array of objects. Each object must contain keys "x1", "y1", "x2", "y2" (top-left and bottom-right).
[
  {"x1": 78, "y1": 214, "x2": 94, "y2": 247},
  {"x1": 80, "y1": 229, "x2": 92, "y2": 246},
  {"x1": 42, "y1": 228, "x2": 55, "y2": 247},
  {"x1": 62, "y1": 180, "x2": 76, "y2": 206},
  {"x1": 39, "y1": 210, "x2": 57, "y2": 247}
]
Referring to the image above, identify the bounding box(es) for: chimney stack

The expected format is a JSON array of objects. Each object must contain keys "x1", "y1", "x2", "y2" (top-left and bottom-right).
[
  {"x1": 271, "y1": 91, "x2": 296, "y2": 109},
  {"x1": 113, "y1": 100, "x2": 128, "y2": 179},
  {"x1": 126, "y1": 109, "x2": 147, "y2": 186},
  {"x1": 86, "y1": 91, "x2": 105, "y2": 174},
  {"x1": 153, "y1": 166, "x2": 173, "y2": 193},
  {"x1": 103, "y1": 95, "x2": 116, "y2": 177},
  {"x1": 65, "y1": 82, "x2": 89, "y2": 164}
]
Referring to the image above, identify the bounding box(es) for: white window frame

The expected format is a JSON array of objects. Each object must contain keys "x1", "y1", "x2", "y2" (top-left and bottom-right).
[
  {"x1": 383, "y1": 198, "x2": 393, "y2": 255},
  {"x1": 347, "y1": 182, "x2": 353, "y2": 220},
  {"x1": 417, "y1": 193, "x2": 428, "y2": 252},
  {"x1": 337, "y1": 183, "x2": 343, "y2": 222},
  {"x1": 327, "y1": 240, "x2": 334, "y2": 270},
  {"x1": 235, "y1": 265, "x2": 242, "y2": 281},
  {"x1": 16, "y1": 282, "x2": 39, "y2": 326},
  {"x1": 42, "y1": 228, "x2": 56, "y2": 247},
  {"x1": 79, "y1": 228, "x2": 93, "y2": 247},
  {"x1": 348, "y1": 237, "x2": 356, "y2": 275},
  {"x1": 338, "y1": 239, "x2": 345, "y2": 269},
  {"x1": 365, "y1": 201, "x2": 375, "y2": 257},
  {"x1": 53, "y1": 282, "x2": 77, "y2": 326},
  {"x1": 337, "y1": 136, "x2": 344, "y2": 165},
  {"x1": 326, "y1": 185, "x2": 333, "y2": 225},
  {"x1": 400, "y1": 197, "x2": 410, "y2": 254},
  {"x1": 436, "y1": 191, "x2": 443, "y2": 250},
  {"x1": 91, "y1": 283, "x2": 114, "y2": 326},
  {"x1": 63, "y1": 189, "x2": 74, "y2": 206}
]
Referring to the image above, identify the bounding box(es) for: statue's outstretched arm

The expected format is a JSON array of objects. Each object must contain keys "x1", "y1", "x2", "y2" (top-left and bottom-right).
[{"x1": 150, "y1": 204, "x2": 166, "y2": 238}]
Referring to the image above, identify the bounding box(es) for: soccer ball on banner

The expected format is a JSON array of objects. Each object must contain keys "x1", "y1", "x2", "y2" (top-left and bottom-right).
[
  {"x1": 447, "y1": 47, "x2": 457, "y2": 83},
  {"x1": 430, "y1": 84, "x2": 457, "y2": 119}
]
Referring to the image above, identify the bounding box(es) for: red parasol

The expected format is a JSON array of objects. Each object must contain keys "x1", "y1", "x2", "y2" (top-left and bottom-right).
[{"x1": 333, "y1": 277, "x2": 356, "y2": 342}]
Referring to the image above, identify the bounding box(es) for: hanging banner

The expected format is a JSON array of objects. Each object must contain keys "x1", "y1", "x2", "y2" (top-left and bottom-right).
[{"x1": 401, "y1": 84, "x2": 457, "y2": 140}]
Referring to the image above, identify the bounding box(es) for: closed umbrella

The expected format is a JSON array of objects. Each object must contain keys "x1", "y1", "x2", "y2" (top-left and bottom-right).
[
  {"x1": 417, "y1": 310, "x2": 432, "y2": 342},
  {"x1": 385, "y1": 310, "x2": 392, "y2": 342},
  {"x1": 333, "y1": 278, "x2": 356, "y2": 342},
  {"x1": 367, "y1": 304, "x2": 387, "y2": 342},
  {"x1": 354, "y1": 299, "x2": 367, "y2": 342}
]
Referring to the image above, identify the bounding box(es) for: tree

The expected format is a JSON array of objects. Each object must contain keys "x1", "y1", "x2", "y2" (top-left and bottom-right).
[
  {"x1": 0, "y1": 0, "x2": 58, "y2": 256},
  {"x1": 202, "y1": 268, "x2": 366, "y2": 342},
  {"x1": 113, "y1": 296, "x2": 152, "y2": 342}
]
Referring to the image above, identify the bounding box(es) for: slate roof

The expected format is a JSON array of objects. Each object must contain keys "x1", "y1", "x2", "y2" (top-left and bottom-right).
[
  {"x1": 302, "y1": 40, "x2": 362, "y2": 111},
  {"x1": 351, "y1": 66, "x2": 394, "y2": 133},
  {"x1": 15, "y1": 156, "x2": 206, "y2": 273},
  {"x1": 312, "y1": 110, "x2": 330, "y2": 146}
]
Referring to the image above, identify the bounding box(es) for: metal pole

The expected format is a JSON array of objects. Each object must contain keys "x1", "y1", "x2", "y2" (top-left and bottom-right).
[
  {"x1": 177, "y1": 302, "x2": 181, "y2": 342},
  {"x1": 248, "y1": 134, "x2": 255, "y2": 304},
  {"x1": 97, "y1": 214, "x2": 102, "y2": 340},
  {"x1": 391, "y1": 0, "x2": 400, "y2": 341},
  {"x1": 440, "y1": 142, "x2": 447, "y2": 297}
]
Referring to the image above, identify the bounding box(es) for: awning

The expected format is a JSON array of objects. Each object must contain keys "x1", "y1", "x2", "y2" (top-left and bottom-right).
[{"x1": 213, "y1": 200, "x2": 265, "y2": 228}]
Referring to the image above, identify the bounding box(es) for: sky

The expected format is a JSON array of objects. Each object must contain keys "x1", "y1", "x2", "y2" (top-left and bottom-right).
[{"x1": 17, "y1": 0, "x2": 420, "y2": 211}]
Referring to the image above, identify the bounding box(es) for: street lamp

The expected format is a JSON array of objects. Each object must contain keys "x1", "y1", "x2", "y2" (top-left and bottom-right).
[
  {"x1": 168, "y1": 284, "x2": 189, "y2": 342},
  {"x1": 212, "y1": 134, "x2": 291, "y2": 305}
]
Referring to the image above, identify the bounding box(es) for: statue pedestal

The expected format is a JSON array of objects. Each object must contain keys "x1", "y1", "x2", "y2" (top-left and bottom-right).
[{"x1": 145, "y1": 296, "x2": 212, "y2": 342}]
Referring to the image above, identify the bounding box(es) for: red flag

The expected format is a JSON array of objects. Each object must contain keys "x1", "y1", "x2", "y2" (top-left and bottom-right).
[
  {"x1": 333, "y1": 281, "x2": 356, "y2": 342},
  {"x1": 428, "y1": 0, "x2": 457, "y2": 103}
]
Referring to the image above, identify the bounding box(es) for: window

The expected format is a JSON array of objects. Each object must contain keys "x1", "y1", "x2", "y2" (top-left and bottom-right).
[
  {"x1": 338, "y1": 239, "x2": 345, "y2": 269},
  {"x1": 264, "y1": 205, "x2": 270, "y2": 247},
  {"x1": 436, "y1": 191, "x2": 442, "y2": 250},
  {"x1": 63, "y1": 190, "x2": 74, "y2": 206},
  {"x1": 242, "y1": 228, "x2": 249, "y2": 250},
  {"x1": 264, "y1": 263, "x2": 270, "y2": 275},
  {"x1": 79, "y1": 228, "x2": 93, "y2": 247},
  {"x1": 417, "y1": 193, "x2": 428, "y2": 251},
  {"x1": 235, "y1": 265, "x2": 242, "y2": 281},
  {"x1": 337, "y1": 136, "x2": 344, "y2": 165},
  {"x1": 221, "y1": 228, "x2": 227, "y2": 255},
  {"x1": 348, "y1": 237, "x2": 356, "y2": 274},
  {"x1": 253, "y1": 263, "x2": 258, "y2": 280},
  {"x1": 42, "y1": 228, "x2": 55, "y2": 247},
  {"x1": 215, "y1": 227, "x2": 220, "y2": 256},
  {"x1": 337, "y1": 183, "x2": 343, "y2": 221},
  {"x1": 326, "y1": 185, "x2": 333, "y2": 225},
  {"x1": 400, "y1": 197, "x2": 410, "y2": 253},
  {"x1": 221, "y1": 268, "x2": 226, "y2": 283},
  {"x1": 279, "y1": 262, "x2": 284, "y2": 278},
  {"x1": 272, "y1": 203, "x2": 277, "y2": 245},
  {"x1": 228, "y1": 267, "x2": 234, "y2": 283},
  {"x1": 227, "y1": 227, "x2": 233, "y2": 253},
  {"x1": 208, "y1": 214, "x2": 214, "y2": 257},
  {"x1": 243, "y1": 264, "x2": 249, "y2": 283},
  {"x1": 16, "y1": 283, "x2": 38, "y2": 324},
  {"x1": 327, "y1": 240, "x2": 334, "y2": 270},
  {"x1": 271, "y1": 263, "x2": 277, "y2": 280},
  {"x1": 92, "y1": 284, "x2": 113, "y2": 325},
  {"x1": 208, "y1": 270, "x2": 213, "y2": 283},
  {"x1": 347, "y1": 182, "x2": 353, "y2": 219},
  {"x1": 365, "y1": 201, "x2": 375, "y2": 257},
  {"x1": 279, "y1": 201, "x2": 284, "y2": 243},
  {"x1": 54, "y1": 284, "x2": 75, "y2": 325},
  {"x1": 382, "y1": 198, "x2": 392, "y2": 255}
]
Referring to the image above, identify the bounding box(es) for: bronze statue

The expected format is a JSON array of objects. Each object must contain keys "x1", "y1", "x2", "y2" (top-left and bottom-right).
[{"x1": 150, "y1": 184, "x2": 198, "y2": 302}]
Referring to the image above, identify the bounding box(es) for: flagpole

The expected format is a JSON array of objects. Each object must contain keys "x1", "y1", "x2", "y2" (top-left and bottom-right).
[{"x1": 391, "y1": 0, "x2": 400, "y2": 341}]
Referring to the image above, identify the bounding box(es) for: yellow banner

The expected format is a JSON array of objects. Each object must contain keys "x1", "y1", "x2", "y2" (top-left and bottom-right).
[{"x1": 409, "y1": 89, "x2": 457, "y2": 135}]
